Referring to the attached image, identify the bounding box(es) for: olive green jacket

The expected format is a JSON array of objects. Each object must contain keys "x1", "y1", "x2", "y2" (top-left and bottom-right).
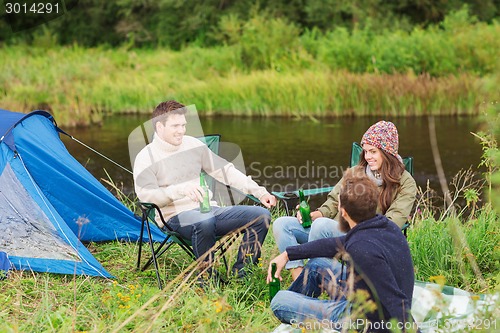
[{"x1": 317, "y1": 166, "x2": 417, "y2": 228}]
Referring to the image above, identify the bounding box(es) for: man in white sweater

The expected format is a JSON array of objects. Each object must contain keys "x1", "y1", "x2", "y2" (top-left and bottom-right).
[{"x1": 134, "y1": 100, "x2": 276, "y2": 278}]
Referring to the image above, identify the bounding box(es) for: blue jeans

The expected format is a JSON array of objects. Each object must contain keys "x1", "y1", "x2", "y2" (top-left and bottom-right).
[
  {"x1": 271, "y1": 258, "x2": 348, "y2": 327},
  {"x1": 272, "y1": 216, "x2": 345, "y2": 269},
  {"x1": 167, "y1": 205, "x2": 271, "y2": 273}
]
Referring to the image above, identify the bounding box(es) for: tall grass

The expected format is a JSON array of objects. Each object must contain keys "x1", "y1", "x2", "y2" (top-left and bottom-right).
[
  {"x1": 409, "y1": 208, "x2": 499, "y2": 292},
  {"x1": 0, "y1": 44, "x2": 492, "y2": 126}
]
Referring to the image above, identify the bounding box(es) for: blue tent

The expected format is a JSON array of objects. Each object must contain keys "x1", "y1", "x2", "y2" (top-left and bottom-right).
[{"x1": 0, "y1": 109, "x2": 164, "y2": 277}]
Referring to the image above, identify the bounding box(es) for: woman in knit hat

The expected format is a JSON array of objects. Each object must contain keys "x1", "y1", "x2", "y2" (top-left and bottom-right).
[{"x1": 272, "y1": 120, "x2": 417, "y2": 280}]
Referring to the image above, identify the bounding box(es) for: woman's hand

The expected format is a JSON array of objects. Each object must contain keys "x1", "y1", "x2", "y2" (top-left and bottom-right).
[{"x1": 296, "y1": 207, "x2": 323, "y2": 224}]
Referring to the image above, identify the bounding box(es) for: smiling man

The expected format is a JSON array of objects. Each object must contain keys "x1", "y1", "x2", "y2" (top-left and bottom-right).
[{"x1": 133, "y1": 100, "x2": 276, "y2": 280}]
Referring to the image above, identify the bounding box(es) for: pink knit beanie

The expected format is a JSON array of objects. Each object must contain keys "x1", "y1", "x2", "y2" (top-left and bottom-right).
[{"x1": 360, "y1": 121, "x2": 399, "y2": 156}]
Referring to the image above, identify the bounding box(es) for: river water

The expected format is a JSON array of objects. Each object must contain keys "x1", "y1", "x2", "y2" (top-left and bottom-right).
[{"x1": 61, "y1": 115, "x2": 485, "y2": 209}]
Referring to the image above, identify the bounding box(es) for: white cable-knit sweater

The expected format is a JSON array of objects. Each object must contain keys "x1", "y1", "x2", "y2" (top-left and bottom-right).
[{"x1": 133, "y1": 134, "x2": 269, "y2": 227}]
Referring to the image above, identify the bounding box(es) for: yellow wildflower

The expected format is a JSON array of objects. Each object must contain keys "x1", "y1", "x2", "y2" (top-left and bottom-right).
[{"x1": 429, "y1": 275, "x2": 446, "y2": 287}]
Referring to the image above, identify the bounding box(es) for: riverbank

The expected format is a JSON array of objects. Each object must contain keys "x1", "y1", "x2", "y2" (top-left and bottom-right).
[{"x1": 1, "y1": 44, "x2": 497, "y2": 127}]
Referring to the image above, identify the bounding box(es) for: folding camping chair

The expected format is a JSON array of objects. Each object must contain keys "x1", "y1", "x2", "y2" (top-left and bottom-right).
[
  {"x1": 136, "y1": 202, "x2": 235, "y2": 289},
  {"x1": 271, "y1": 142, "x2": 414, "y2": 234},
  {"x1": 136, "y1": 134, "x2": 251, "y2": 289}
]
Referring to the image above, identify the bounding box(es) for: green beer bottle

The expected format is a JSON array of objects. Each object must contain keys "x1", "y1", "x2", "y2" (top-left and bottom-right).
[
  {"x1": 269, "y1": 263, "x2": 280, "y2": 301},
  {"x1": 298, "y1": 189, "x2": 312, "y2": 228},
  {"x1": 199, "y1": 172, "x2": 211, "y2": 213}
]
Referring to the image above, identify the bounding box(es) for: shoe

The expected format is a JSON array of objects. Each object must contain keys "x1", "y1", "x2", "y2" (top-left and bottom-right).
[{"x1": 195, "y1": 268, "x2": 227, "y2": 290}]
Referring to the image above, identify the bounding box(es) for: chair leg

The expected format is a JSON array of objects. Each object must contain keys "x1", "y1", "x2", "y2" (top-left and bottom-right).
[
  {"x1": 281, "y1": 194, "x2": 299, "y2": 216},
  {"x1": 283, "y1": 200, "x2": 290, "y2": 216},
  {"x1": 177, "y1": 239, "x2": 196, "y2": 259},
  {"x1": 144, "y1": 216, "x2": 163, "y2": 289},
  {"x1": 155, "y1": 236, "x2": 196, "y2": 261},
  {"x1": 136, "y1": 215, "x2": 146, "y2": 270},
  {"x1": 142, "y1": 239, "x2": 173, "y2": 271},
  {"x1": 217, "y1": 243, "x2": 229, "y2": 273}
]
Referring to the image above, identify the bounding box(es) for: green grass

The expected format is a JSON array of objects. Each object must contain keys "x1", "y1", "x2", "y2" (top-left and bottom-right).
[
  {"x1": 1, "y1": 201, "x2": 498, "y2": 332},
  {"x1": 0, "y1": 206, "x2": 287, "y2": 333},
  {"x1": 408, "y1": 208, "x2": 500, "y2": 292},
  {"x1": 0, "y1": 44, "x2": 496, "y2": 127}
]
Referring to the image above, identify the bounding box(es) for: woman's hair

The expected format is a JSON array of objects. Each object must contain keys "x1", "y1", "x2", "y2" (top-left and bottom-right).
[{"x1": 358, "y1": 149, "x2": 405, "y2": 214}]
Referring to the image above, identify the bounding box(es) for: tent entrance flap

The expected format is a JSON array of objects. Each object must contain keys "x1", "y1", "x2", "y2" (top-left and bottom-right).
[{"x1": 0, "y1": 162, "x2": 79, "y2": 261}]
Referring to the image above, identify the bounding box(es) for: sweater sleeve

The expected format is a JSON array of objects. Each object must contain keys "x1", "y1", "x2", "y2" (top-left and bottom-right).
[
  {"x1": 385, "y1": 171, "x2": 417, "y2": 228},
  {"x1": 133, "y1": 149, "x2": 184, "y2": 206},
  {"x1": 348, "y1": 241, "x2": 413, "y2": 326},
  {"x1": 201, "y1": 146, "x2": 269, "y2": 200},
  {"x1": 286, "y1": 236, "x2": 347, "y2": 261}
]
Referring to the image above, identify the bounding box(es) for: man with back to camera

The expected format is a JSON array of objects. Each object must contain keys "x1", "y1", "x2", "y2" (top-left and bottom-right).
[
  {"x1": 134, "y1": 100, "x2": 276, "y2": 280},
  {"x1": 267, "y1": 167, "x2": 419, "y2": 332}
]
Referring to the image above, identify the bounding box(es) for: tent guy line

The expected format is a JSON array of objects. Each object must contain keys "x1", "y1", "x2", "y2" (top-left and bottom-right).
[{"x1": 63, "y1": 133, "x2": 133, "y2": 175}]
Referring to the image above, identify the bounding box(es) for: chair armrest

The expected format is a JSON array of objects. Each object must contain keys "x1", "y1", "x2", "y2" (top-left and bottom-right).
[
  {"x1": 272, "y1": 186, "x2": 336, "y2": 216},
  {"x1": 137, "y1": 202, "x2": 170, "y2": 230}
]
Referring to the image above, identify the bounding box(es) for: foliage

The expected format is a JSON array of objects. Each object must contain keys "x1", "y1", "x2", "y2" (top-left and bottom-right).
[
  {"x1": 216, "y1": 13, "x2": 302, "y2": 71},
  {"x1": 1, "y1": 26, "x2": 497, "y2": 126},
  {"x1": 2, "y1": 0, "x2": 499, "y2": 49},
  {"x1": 484, "y1": 104, "x2": 500, "y2": 211},
  {"x1": 2, "y1": 8, "x2": 499, "y2": 126},
  {"x1": 471, "y1": 131, "x2": 499, "y2": 205},
  {"x1": 304, "y1": 8, "x2": 500, "y2": 76}
]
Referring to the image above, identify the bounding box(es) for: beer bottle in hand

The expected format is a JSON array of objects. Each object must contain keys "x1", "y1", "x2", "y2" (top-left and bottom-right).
[
  {"x1": 199, "y1": 172, "x2": 211, "y2": 213},
  {"x1": 269, "y1": 263, "x2": 280, "y2": 301},
  {"x1": 298, "y1": 189, "x2": 312, "y2": 228}
]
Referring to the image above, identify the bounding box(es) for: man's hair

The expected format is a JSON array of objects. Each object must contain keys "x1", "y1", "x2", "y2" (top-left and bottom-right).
[
  {"x1": 339, "y1": 168, "x2": 378, "y2": 223},
  {"x1": 152, "y1": 100, "x2": 187, "y2": 128}
]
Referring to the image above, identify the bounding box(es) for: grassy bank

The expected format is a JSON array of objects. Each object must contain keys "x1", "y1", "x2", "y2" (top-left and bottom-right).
[
  {"x1": 1, "y1": 45, "x2": 494, "y2": 127},
  {"x1": 2, "y1": 10, "x2": 499, "y2": 126}
]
